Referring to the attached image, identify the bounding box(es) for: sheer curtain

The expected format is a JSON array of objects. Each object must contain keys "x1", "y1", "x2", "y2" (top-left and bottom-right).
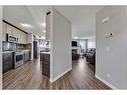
[
  {"x1": 87, "y1": 38, "x2": 96, "y2": 49},
  {"x1": 79, "y1": 39, "x2": 87, "y2": 53}
]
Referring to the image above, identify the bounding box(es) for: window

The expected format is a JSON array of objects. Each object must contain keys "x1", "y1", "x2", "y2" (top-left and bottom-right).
[{"x1": 88, "y1": 38, "x2": 95, "y2": 49}]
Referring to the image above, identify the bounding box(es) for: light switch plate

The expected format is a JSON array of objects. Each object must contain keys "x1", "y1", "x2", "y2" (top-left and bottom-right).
[{"x1": 102, "y1": 17, "x2": 109, "y2": 23}]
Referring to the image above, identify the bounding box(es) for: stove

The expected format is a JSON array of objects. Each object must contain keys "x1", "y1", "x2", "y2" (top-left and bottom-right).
[{"x1": 14, "y1": 51, "x2": 24, "y2": 68}]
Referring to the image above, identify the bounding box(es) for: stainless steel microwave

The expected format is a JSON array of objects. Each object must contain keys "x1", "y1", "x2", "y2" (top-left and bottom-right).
[{"x1": 6, "y1": 33, "x2": 18, "y2": 43}]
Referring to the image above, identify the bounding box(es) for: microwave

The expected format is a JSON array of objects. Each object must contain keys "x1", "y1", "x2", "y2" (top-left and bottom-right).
[{"x1": 6, "y1": 33, "x2": 18, "y2": 43}]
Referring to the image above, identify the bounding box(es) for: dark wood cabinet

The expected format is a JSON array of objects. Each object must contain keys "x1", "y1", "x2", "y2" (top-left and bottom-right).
[
  {"x1": 40, "y1": 52, "x2": 50, "y2": 77},
  {"x1": 3, "y1": 52, "x2": 14, "y2": 73}
]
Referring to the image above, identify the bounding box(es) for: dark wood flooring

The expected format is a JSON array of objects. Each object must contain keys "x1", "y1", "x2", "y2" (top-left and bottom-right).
[{"x1": 3, "y1": 58, "x2": 111, "y2": 90}]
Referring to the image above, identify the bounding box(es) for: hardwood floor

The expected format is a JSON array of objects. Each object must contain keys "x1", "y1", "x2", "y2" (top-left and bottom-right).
[{"x1": 3, "y1": 58, "x2": 111, "y2": 90}]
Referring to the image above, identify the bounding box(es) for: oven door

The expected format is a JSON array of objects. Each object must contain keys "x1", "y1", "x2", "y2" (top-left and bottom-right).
[
  {"x1": 15, "y1": 54, "x2": 24, "y2": 68},
  {"x1": 16, "y1": 54, "x2": 23, "y2": 62}
]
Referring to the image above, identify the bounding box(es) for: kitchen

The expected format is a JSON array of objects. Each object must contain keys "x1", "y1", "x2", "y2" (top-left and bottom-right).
[
  {"x1": 2, "y1": 6, "x2": 72, "y2": 89},
  {"x1": 2, "y1": 20, "x2": 32, "y2": 73}
]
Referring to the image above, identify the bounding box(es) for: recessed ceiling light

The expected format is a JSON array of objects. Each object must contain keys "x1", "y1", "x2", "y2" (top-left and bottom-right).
[
  {"x1": 73, "y1": 37, "x2": 78, "y2": 39},
  {"x1": 43, "y1": 30, "x2": 46, "y2": 33},
  {"x1": 42, "y1": 36, "x2": 46, "y2": 39},
  {"x1": 41, "y1": 23, "x2": 46, "y2": 27},
  {"x1": 20, "y1": 23, "x2": 32, "y2": 27}
]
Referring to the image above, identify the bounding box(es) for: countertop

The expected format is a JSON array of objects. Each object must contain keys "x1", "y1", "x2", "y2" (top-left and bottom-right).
[
  {"x1": 2, "y1": 51, "x2": 15, "y2": 53},
  {"x1": 40, "y1": 51, "x2": 50, "y2": 54},
  {"x1": 2, "y1": 49, "x2": 31, "y2": 53},
  {"x1": 21, "y1": 50, "x2": 31, "y2": 52}
]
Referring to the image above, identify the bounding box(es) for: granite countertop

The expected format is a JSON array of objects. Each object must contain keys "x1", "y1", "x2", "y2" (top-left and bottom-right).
[
  {"x1": 3, "y1": 49, "x2": 31, "y2": 53},
  {"x1": 17, "y1": 49, "x2": 31, "y2": 52},
  {"x1": 21, "y1": 49, "x2": 31, "y2": 52},
  {"x1": 40, "y1": 51, "x2": 50, "y2": 54},
  {"x1": 2, "y1": 51, "x2": 15, "y2": 53}
]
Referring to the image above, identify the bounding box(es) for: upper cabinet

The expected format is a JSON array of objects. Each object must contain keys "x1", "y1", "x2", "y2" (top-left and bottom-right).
[
  {"x1": 12, "y1": 27, "x2": 18, "y2": 37},
  {"x1": 2, "y1": 21, "x2": 28, "y2": 44},
  {"x1": 16, "y1": 29, "x2": 27, "y2": 44},
  {"x1": 20, "y1": 32, "x2": 27, "y2": 44},
  {"x1": 27, "y1": 34, "x2": 33, "y2": 43},
  {"x1": 6, "y1": 24, "x2": 14, "y2": 36}
]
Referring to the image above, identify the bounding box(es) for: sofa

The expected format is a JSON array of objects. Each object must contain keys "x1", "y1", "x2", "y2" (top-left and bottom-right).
[{"x1": 83, "y1": 48, "x2": 96, "y2": 64}]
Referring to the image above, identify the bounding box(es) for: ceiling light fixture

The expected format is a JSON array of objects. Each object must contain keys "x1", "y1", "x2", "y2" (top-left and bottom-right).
[
  {"x1": 41, "y1": 23, "x2": 46, "y2": 27},
  {"x1": 43, "y1": 30, "x2": 46, "y2": 33},
  {"x1": 20, "y1": 23, "x2": 32, "y2": 28},
  {"x1": 42, "y1": 36, "x2": 46, "y2": 39},
  {"x1": 73, "y1": 37, "x2": 78, "y2": 39}
]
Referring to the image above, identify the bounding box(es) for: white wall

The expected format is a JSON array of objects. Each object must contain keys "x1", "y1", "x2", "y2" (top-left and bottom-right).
[
  {"x1": 88, "y1": 37, "x2": 96, "y2": 48},
  {"x1": 50, "y1": 8, "x2": 72, "y2": 82},
  {"x1": 0, "y1": 5, "x2": 2, "y2": 89},
  {"x1": 96, "y1": 6, "x2": 127, "y2": 89}
]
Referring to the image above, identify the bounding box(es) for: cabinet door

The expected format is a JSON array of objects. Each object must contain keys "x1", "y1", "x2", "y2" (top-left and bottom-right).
[
  {"x1": 2, "y1": 53, "x2": 14, "y2": 73},
  {"x1": 12, "y1": 27, "x2": 18, "y2": 38},
  {"x1": 6, "y1": 24, "x2": 13, "y2": 36},
  {"x1": 24, "y1": 33, "x2": 27, "y2": 44},
  {"x1": 19, "y1": 32, "x2": 23, "y2": 44},
  {"x1": 22, "y1": 33, "x2": 26, "y2": 44},
  {"x1": 17, "y1": 30, "x2": 22, "y2": 43},
  {"x1": 6, "y1": 24, "x2": 11, "y2": 34},
  {"x1": 27, "y1": 34, "x2": 32, "y2": 43},
  {"x1": 22, "y1": 33, "x2": 27, "y2": 44},
  {"x1": 2, "y1": 22, "x2": 7, "y2": 41},
  {"x1": 21, "y1": 32, "x2": 24, "y2": 44}
]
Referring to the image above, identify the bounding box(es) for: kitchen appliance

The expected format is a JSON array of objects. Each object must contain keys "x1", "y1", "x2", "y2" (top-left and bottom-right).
[
  {"x1": 6, "y1": 33, "x2": 18, "y2": 43},
  {"x1": 72, "y1": 41, "x2": 77, "y2": 46},
  {"x1": 14, "y1": 52, "x2": 24, "y2": 68}
]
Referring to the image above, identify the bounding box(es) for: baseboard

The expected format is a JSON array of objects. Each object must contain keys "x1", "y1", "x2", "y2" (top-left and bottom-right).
[
  {"x1": 50, "y1": 67, "x2": 72, "y2": 83},
  {"x1": 95, "y1": 75, "x2": 118, "y2": 90}
]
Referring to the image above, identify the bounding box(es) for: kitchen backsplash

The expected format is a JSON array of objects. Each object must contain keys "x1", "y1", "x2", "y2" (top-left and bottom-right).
[
  {"x1": 2, "y1": 41, "x2": 31, "y2": 51},
  {"x1": 17, "y1": 43, "x2": 31, "y2": 50},
  {"x1": 2, "y1": 41, "x2": 16, "y2": 51}
]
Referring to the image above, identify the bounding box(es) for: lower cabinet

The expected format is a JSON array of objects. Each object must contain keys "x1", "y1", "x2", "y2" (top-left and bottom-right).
[
  {"x1": 2, "y1": 52, "x2": 14, "y2": 73},
  {"x1": 40, "y1": 53, "x2": 50, "y2": 77},
  {"x1": 24, "y1": 51, "x2": 31, "y2": 62}
]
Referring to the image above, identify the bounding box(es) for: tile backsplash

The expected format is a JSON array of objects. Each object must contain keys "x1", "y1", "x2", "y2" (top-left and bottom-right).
[{"x1": 2, "y1": 41, "x2": 31, "y2": 51}]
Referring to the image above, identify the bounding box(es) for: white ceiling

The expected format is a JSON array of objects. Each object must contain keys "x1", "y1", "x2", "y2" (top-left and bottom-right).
[
  {"x1": 55, "y1": 6, "x2": 103, "y2": 38},
  {"x1": 3, "y1": 6, "x2": 103, "y2": 38},
  {"x1": 3, "y1": 6, "x2": 50, "y2": 36}
]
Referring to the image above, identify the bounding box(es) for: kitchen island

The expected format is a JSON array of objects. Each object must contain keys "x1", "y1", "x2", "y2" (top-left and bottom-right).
[{"x1": 40, "y1": 52, "x2": 50, "y2": 78}]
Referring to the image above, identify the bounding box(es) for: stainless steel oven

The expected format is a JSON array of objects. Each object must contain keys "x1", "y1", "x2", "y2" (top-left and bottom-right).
[{"x1": 14, "y1": 52, "x2": 24, "y2": 68}]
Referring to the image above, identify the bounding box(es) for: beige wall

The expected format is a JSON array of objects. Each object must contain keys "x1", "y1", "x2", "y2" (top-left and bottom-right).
[
  {"x1": 96, "y1": 6, "x2": 127, "y2": 89},
  {"x1": 50, "y1": 8, "x2": 72, "y2": 82}
]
